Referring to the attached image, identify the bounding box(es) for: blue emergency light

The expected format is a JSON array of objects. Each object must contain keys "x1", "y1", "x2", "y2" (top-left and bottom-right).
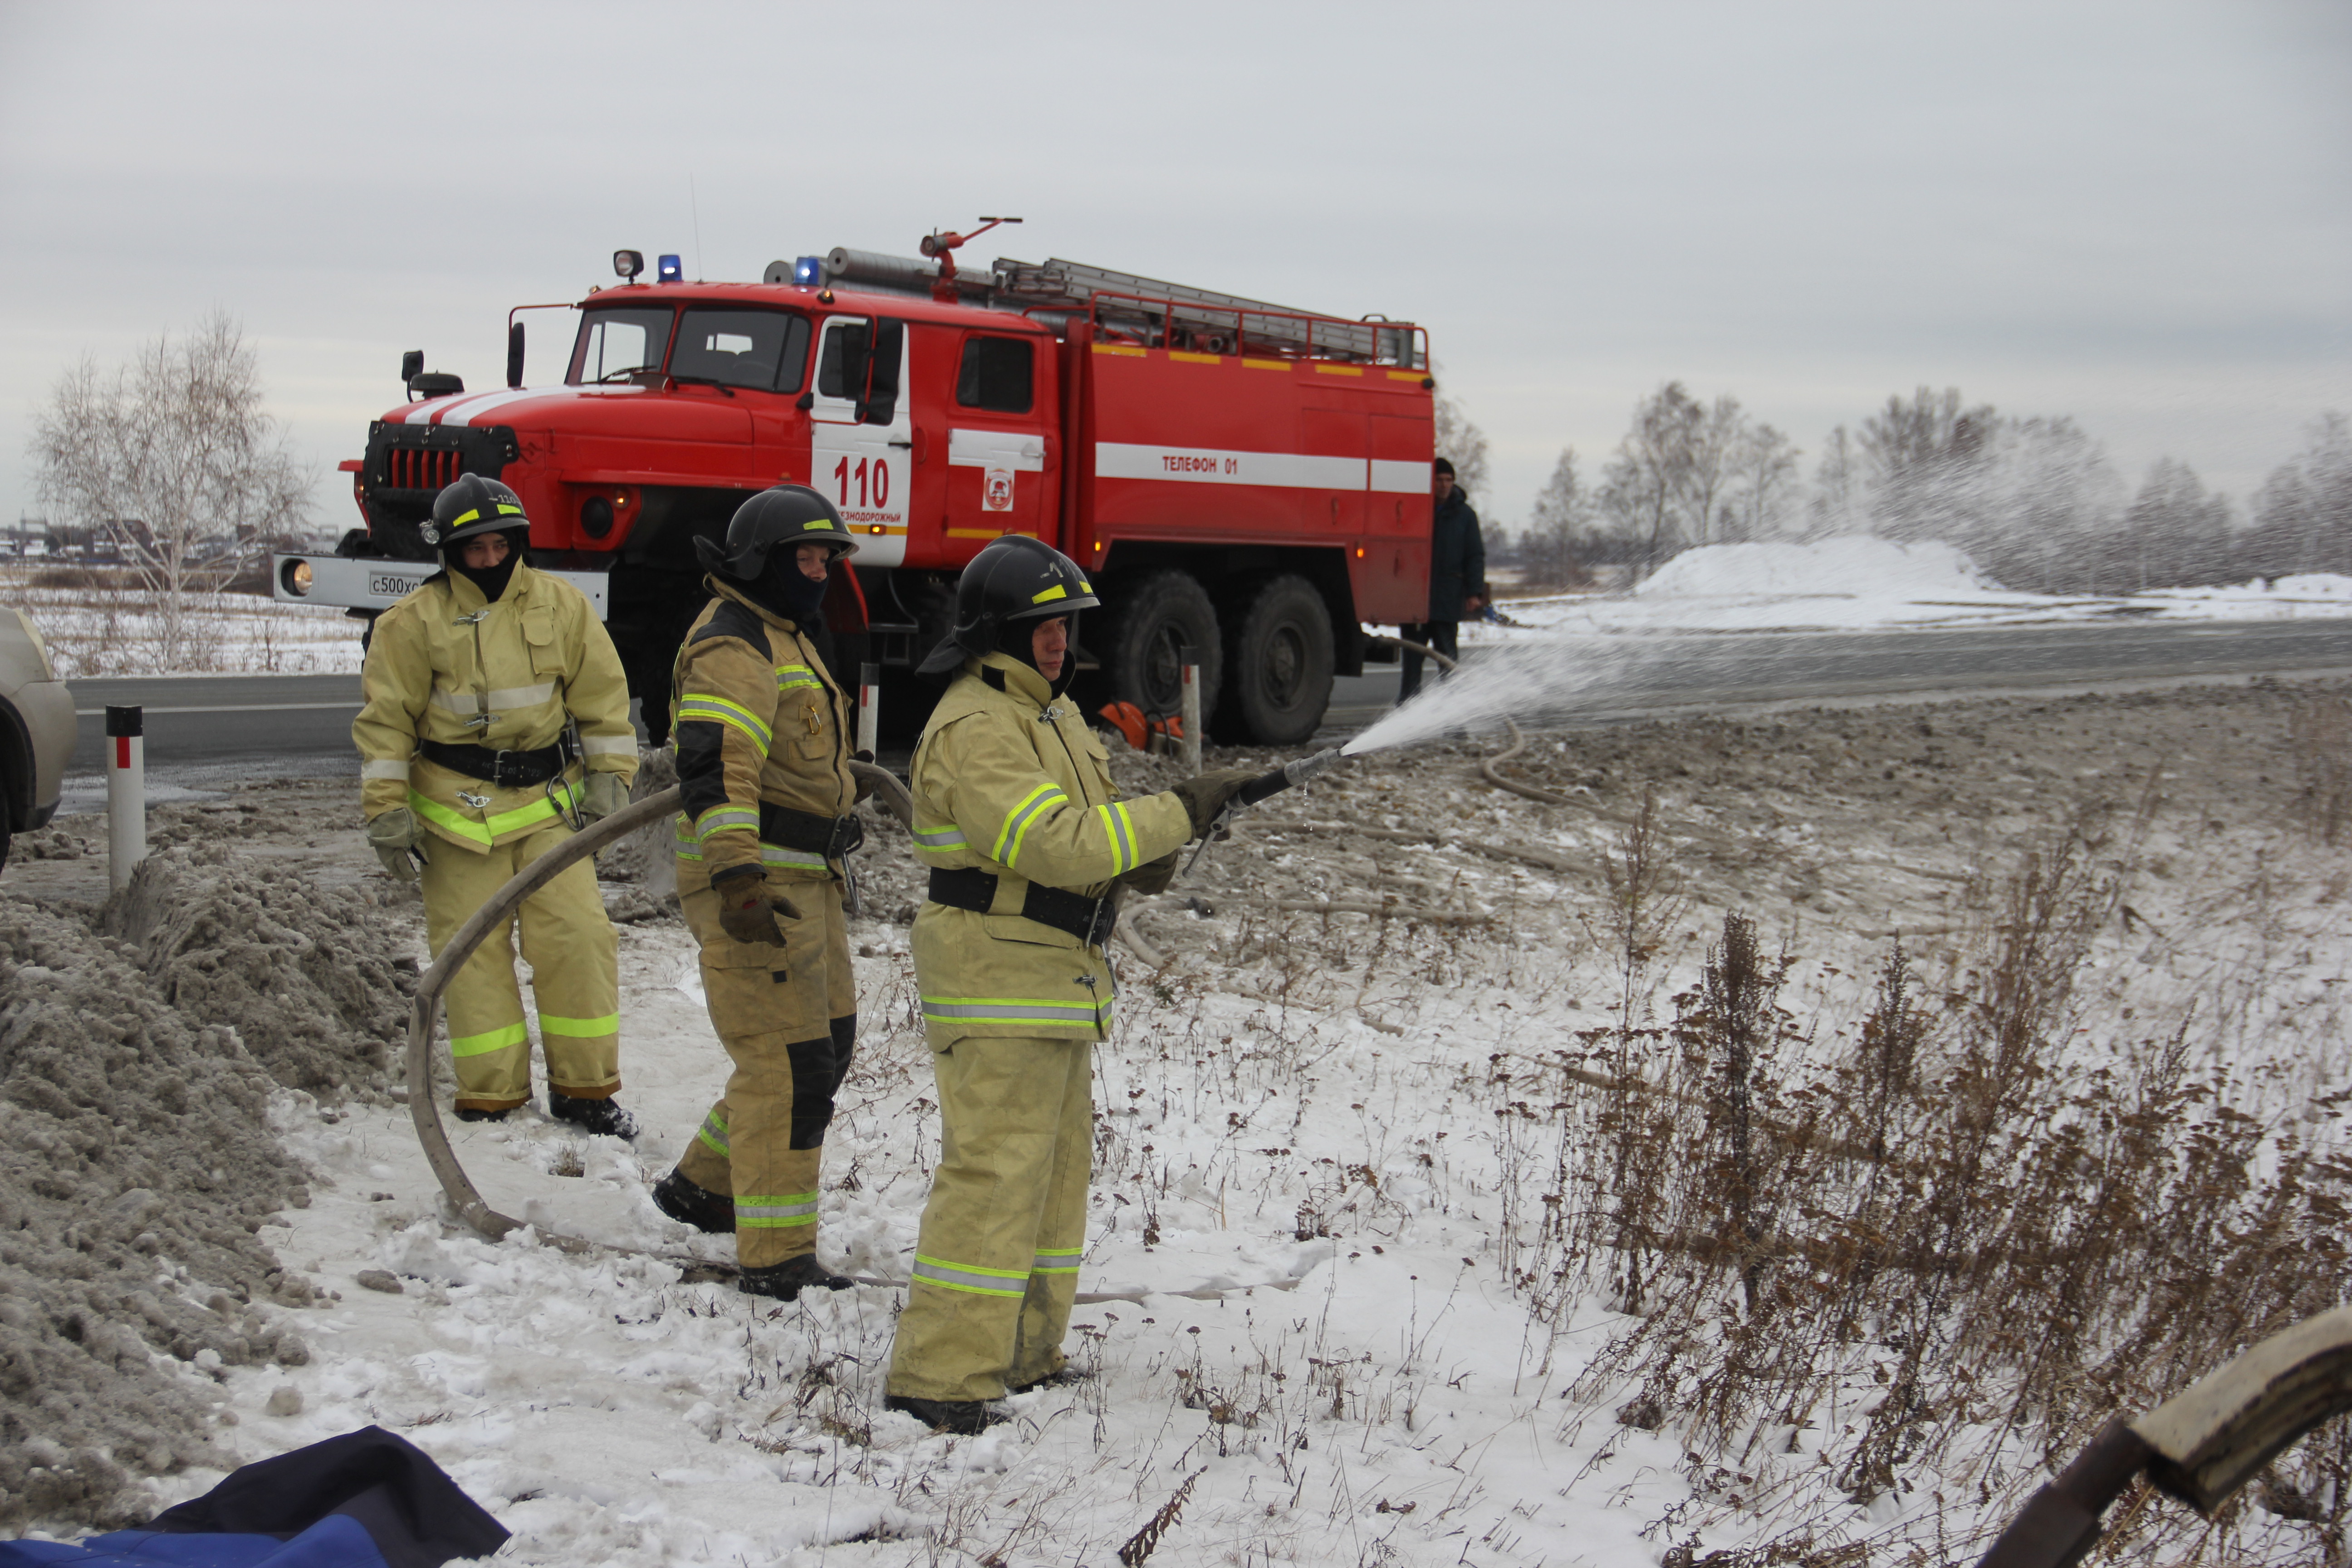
[
  {"x1": 658, "y1": 254, "x2": 683, "y2": 283},
  {"x1": 793, "y1": 256, "x2": 823, "y2": 286}
]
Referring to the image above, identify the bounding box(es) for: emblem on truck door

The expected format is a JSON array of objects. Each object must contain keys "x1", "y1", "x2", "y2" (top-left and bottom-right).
[{"x1": 984, "y1": 468, "x2": 1015, "y2": 512}]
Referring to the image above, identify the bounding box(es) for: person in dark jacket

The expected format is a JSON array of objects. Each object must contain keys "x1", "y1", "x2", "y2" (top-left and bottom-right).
[{"x1": 1398, "y1": 457, "x2": 1488, "y2": 701}]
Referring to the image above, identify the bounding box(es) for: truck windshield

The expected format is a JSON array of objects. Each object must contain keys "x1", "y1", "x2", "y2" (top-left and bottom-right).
[
  {"x1": 671, "y1": 308, "x2": 812, "y2": 393},
  {"x1": 569, "y1": 306, "x2": 674, "y2": 384}
]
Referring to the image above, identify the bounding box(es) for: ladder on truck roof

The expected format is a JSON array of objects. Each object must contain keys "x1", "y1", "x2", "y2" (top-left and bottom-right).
[{"x1": 990, "y1": 257, "x2": 1424, "y2": 368}]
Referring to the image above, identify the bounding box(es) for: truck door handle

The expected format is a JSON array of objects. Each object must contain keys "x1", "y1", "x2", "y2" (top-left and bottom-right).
[{"x1": 887, "y1": 439, "x2": 913, "y2": 448}]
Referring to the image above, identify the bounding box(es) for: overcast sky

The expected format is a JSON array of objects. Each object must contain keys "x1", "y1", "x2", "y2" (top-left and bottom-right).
[{"x1": 2, "y1": 0, "x2": 2346, "y2": 539}]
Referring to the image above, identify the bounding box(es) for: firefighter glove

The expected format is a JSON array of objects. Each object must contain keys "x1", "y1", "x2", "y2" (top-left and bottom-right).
[
  {"x1": 1168, "y1": 769, "x2": 1259, "y2": 838},
  {"x1": 1121, "y1": 848, "x2": 1181, "y2": 896},
  {"x1": 363, "y1": 807, "x2": 426, "y2": 882},
  {"x1": 578, "y1": 771, "x2": 630, "y2": 824},
  {"x1": 711, "y1": 865, "x2": 802, "y2": 946}
]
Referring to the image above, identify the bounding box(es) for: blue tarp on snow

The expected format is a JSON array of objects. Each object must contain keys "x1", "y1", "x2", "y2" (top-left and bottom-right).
[{"x1": 0, "y1": 1427, "x2": 507, "y2": 1568}]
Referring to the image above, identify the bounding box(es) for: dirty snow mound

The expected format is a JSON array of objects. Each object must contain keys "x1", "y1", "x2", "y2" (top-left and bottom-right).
[
  {"x1": 0, "y1": 892, "x2": 321, "y2": 1533},
  {"x1": 99, "y1": 844, "x2": 415, "y2": 1099},
  {"x1": 1638, "y1": 534, "x2": 2000, "y2": 597}
]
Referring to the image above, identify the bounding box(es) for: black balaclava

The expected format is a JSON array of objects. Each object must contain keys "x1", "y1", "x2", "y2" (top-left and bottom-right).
[
  {"x1": 737, "y1": 549, "x2": 832, "y2": 625},
  {"x1": 995, "y1": 611, "x2": 1080, "y2": 698},
  {"x1": 447, "y1": 528, "x2": 527, "y2": 603}
]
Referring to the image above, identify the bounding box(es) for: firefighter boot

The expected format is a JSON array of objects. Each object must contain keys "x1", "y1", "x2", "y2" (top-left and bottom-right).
[
  {"x1": 549, "y1": 1093, "x2": 640, "y2": 1140},
  {"x1": 738, "y1": 1253, "x2": 855, "y2": 1302},
  {"x1": 882, "y1": 1396, "x2": 1008, "y2": 1436},
  {"x1": 652, "y1": 1168, "x2": 734, "y2": 1234}
]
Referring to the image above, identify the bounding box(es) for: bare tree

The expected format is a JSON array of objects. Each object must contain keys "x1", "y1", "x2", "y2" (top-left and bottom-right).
[
  {"x1": 1522, "y1": 447, "x2": 1595, "y2": 588},
  {"x1": 2111, "y1": 457, "x2": 2234, "y2": 590},
  {"x1": 1599, "y1": 381, "x2": 1705, "y2": 573},
  {"x1": 1807, "y1": 425, "x2": 1867, "y2": 539},
  {"x1": 1722, "y1": 421, "x2": 1800, "y2": 543},
  {"x1": 31, "y1": 312, "x2": 312, "y2": 667},
  {"x1": 1430, "y1": 366, "x2": 1491, "y2": 501},
  {"x1": 1857, "y1": 386, "x2": 1996, "y2": 543},
  {"x1": 2244, "y1": 411, "x2": 2352, "y2": 578},
  {"x1": 1682, "y1": 394, "x2": 1749, "y2": 548}
]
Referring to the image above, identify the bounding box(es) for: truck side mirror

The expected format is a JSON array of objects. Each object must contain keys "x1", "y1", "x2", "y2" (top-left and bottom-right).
[
  {"x1": 506, "y1": 323, "x2": 525, "y2": 389},
  {"x1": 401, "y1": 349, "x2": 424, "y2": 386}
]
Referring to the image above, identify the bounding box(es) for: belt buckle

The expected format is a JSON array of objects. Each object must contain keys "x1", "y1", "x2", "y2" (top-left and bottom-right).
[{"x1": 492, "y1": 749, "x2": 518, "y2": 787}]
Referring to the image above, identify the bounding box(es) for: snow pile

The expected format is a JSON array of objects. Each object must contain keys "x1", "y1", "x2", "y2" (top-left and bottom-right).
[
  {"x1": 101, "y1": 845, "x2": 416, "y2": 1097},
  {"x1": 0, "y1": 846, "x2": 415, "y2": 1531},
  {"x1": 1635, "y1": 534, "x2": 2001, "y2": 598}
]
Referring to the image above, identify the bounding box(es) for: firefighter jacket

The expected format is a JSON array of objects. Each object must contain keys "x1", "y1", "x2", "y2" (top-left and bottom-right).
[
  {"x1": 908, "y1": 652, "x2": 1192, "y2": 1041},
  {"x1": 354, "y1": 562, "x2": 637, "y2": 852},
  {"x1": 668, "y1": 577, "x2": 858, "y2": 887}
]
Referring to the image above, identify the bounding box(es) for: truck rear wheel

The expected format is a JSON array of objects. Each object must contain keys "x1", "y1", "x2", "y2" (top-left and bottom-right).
[
  {"x1": 1093, "y1": 570, "x2": 1221, "y2": 730},
  {"x1": 1216, "y1": 574, "x2": 1334, "y2": 746}
]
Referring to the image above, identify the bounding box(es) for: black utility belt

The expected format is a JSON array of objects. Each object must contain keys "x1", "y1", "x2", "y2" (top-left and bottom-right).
[
  {"x1": 418, "y1": 735, "x2": 577, "y2": 788},
  {"x1": 926, "y1": 867, "x2": 1114, "y2": 947},
  {"x1": 760, "y1": 800, "x2": 865, "y2": 859}
]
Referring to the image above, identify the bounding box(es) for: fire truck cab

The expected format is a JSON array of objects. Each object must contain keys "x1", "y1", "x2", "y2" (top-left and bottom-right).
[{"x1": 275, "y1": 241, "x2": 1436, "y2": 745}]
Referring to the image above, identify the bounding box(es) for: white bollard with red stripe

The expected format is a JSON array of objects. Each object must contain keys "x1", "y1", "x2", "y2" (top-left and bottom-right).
[
  {"x1": 105, "y1": 704, "x2": 145, "y2": 891},
  {"x1": 857, "y1": 662, "x2": 880, "y2": 758}
]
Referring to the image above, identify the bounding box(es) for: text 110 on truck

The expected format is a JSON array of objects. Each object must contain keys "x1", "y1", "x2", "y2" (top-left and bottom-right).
[{"x1": 273, "y1": 227, "x2": 1438, "y2": 745}]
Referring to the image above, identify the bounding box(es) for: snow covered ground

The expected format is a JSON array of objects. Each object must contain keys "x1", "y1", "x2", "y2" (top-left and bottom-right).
[{"x1": 11, "y1": 680, "x2": 2344, "y2": 1567}]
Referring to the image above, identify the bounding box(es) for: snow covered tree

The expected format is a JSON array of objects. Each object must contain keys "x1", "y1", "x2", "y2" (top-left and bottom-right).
[
  {"x1": 31, "y1": 313, "x2": 312, "y2": 666},
  {"x1": 1521, "y1": 447, "x2": 1595, "y2": 588},
  {"x1": 2242, "y1": 412, "x2": 2352, "y2": 578}
]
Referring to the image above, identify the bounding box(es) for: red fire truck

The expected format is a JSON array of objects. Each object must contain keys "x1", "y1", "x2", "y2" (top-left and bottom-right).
[{"x1": 274, "y1": 230, "x2": 1436, "y2": 745}]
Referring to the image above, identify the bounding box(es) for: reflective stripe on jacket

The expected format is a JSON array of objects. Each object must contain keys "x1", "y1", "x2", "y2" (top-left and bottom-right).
[
  {"x1": 667, "y1": 577, "x2": 857, "y2": 889},
  {"x1": 908, "y1": 652, "x2": 1191, "y2": 1041},
  {"x1": 353, "y1": 563, "x2": 637, "y2": 853}
]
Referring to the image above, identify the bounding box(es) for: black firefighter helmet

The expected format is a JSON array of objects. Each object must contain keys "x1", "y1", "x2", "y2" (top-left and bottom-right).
[
  {"x1": 422, "y1": 474, "x2": 529, "y2": 553},
  {"x1": 694, "y1": 484, "x2": 859, "y2": 580},
  {"x1": 917, "y1": 535, "x2": 1100, "y2": 676}
]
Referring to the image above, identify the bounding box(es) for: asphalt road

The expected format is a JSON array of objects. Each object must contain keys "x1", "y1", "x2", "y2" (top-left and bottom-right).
[{"x1": 58, "y1": 618, "x2": 2352, "y2": 809}]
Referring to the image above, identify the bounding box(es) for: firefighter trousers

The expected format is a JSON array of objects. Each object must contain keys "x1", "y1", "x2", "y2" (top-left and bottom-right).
[
  {"x1": 421, "y1": 823, "x2": 621, "y2": 1114},
  {"x1": 884, "y1": 1034, "x2": 1091, "y2": 1403},
  {"x1": 674, "y1": 875, "x2": 856, "y2": 1269}
]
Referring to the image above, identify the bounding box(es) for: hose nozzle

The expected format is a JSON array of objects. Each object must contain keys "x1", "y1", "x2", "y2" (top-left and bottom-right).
[{"x1": 1236, "y1": 746, "x2": 1346, "y2": 807}]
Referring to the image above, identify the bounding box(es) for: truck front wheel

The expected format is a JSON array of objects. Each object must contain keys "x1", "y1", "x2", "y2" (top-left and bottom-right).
[
  {"x1": 1216, "y1": 574, "x2": 1334, "y2": 745},
  {"x1": 1093, "y1": 570, "x2": 1221, "y2": 730}
]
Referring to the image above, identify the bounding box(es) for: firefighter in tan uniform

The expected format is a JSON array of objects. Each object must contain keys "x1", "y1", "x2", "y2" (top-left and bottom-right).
[
  {"x1": 881, "y1": 536, "x2": 1254, "y2": 1432},
  {"x1": 647, "y1": 486, "x2": 870, "y2": 1302},
  {"x1": 353, "y1": 475, "x2": 640, "y2": 1133}
]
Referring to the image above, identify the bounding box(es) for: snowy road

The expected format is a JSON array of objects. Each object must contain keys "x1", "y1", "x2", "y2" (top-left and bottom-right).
[{"x1": 57, "y1": 618, "x2": 2352, "y2": 808}]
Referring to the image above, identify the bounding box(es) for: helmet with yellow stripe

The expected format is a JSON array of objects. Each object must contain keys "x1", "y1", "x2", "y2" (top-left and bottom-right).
[
  {"x1": 422, "y1": 474, "x2": 530, "y2": 550},
  {"x1": 917, "y1": 534, "x2": 1100, "y2": 676},
  {"x1": 694, "y1": 484, "x2": 858, "y2": 580}
]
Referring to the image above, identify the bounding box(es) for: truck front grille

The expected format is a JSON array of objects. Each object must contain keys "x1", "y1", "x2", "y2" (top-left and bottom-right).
[{"x1": 387, "y1": 446, "x2": 462, "y2": 491}]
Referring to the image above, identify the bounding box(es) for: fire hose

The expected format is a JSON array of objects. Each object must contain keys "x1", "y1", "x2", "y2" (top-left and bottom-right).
[
  {"x1": 1976, "y1": 1305, "x2": 2352, "y2": 1567},
  {"x1": 402, "y1": 760, "x2": 1300, "y2": 1304},
  {"x1": 405, "y1": 764, "x2": 907, "y2": 1279}
]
